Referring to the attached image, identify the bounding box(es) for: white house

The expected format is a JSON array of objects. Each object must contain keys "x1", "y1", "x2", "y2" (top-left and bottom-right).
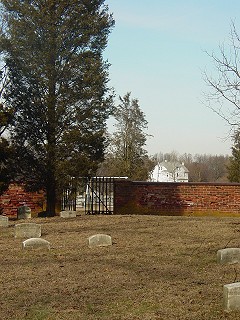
[{"x1": 150, "y1": 160, "x2": 189, "y2": 182}]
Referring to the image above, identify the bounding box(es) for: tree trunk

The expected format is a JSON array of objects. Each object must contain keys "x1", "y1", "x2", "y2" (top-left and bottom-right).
[
  {"x1": 46, "y1": 11, "x2": 57, "y2": 217},
  {"x1": 46, "y1": 172, "x2": 56, "y2": 216}
]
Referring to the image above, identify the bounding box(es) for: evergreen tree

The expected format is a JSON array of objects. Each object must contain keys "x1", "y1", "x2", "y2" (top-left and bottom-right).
[
  {"x1": 0, "y1": 0, "x2": 114, "y2": 215},
  {"x1": 0, "y1": 104, "x2": 14, "y2": 195},
  {"x1": 228, "y1": 131, "x2": 240, "y2": 182},
  {"x1": 100, "y1": 92, "x2": 154, "y2": 180}
]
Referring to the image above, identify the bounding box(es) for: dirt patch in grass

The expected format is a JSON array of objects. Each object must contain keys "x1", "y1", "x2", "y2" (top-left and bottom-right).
[{"x1": 1, "y1": 215, "x2": 240, "y2": 319}]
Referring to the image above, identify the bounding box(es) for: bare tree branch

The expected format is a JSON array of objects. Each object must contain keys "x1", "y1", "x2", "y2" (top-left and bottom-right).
[{"x1": 204, "y1": 23, "x2": 240, "y2": 128}]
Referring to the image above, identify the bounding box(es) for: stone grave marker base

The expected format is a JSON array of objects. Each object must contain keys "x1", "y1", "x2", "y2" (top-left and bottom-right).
[
  {"x1": 223, "y1": 282, "x2": 240, "y2": 312},
  {"x1": 22, "y1": 238, "x2": 50, "y2": 250},
  {"x1": 60, "y1": 211, "x2": 77, "y2": 218},
  {"x1": 0, "y1": 215, "x2": 8, "y2": 227},
  {"x1": 15, "y1": 223, "x2": 41, "y2": 238},
  {"x1": 88, "y1": 234, "x2": 112, "y2": 247},
  {"x1": 217, "y1": 248, "x2": 240, "y2": 264}
]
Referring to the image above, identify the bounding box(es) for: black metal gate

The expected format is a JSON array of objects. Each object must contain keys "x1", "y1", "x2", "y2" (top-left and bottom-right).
[
  {"x1": 62, "y1": 177, "x2": 126, "y2": 214},
  {"x1": 85, "y1": 177, "x2": 114, "y2": 215},
  {"x1": 61, "y1": 177, "x2": 77, "y2": 211}
]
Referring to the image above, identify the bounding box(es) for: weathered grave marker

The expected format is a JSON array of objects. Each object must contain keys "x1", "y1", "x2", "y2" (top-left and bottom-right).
[
  {"x1": 17, "y1": 205, "x2": 31, "y2": 219},
  {"x1": 223, "y1": 282, "x2": 240, "y2": 312},
  {"x1": 22, "y1": 238, "x2": 50, "y2": 250},
  {"x1": 88, "y1": 234, "x2": 112, "y2": 247},
  {"x1": 60, "y1": 211, "x2": 77, "y2": 218},
  {"x1": 217, "y1": 248, "x2": 240, "y2": 264},
  {"x1": 15, "y1": 223, "x2": 41, "y2": 238},
  {"x1": 0, "y1": 215, "x2": 8, "y2": 227}
]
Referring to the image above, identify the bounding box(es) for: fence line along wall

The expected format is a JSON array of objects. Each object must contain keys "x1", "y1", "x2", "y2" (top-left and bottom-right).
[
  {"x1": 0, "y1": 184, "x2": 45, "y2": 218},
  {"x1": 114, "y1": 180, "x2": 240, "y2": 217}
]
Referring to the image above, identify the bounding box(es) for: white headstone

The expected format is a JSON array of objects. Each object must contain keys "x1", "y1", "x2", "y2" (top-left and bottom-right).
[
  {"x1": 223, "y1": 283, "x2": 240, "y2": 312},
  {"x1": 15, "y1": 223, "x2": 41, "y2": 238},
  {"x1": 22, "y1": 238, "x2": 50, "y2": 250},
  {"x1": 0, "y1": 215, "x2": 8, "y2": 227},
  {"x1": 88, "y1": 234, "x2": 112, "y2": 247},
  {"x1": 60, "y1": 211, "x2": 77, "y2": 218},
  {"x1": 217, "y1": 248, "x2": 240, "y2": 264}
]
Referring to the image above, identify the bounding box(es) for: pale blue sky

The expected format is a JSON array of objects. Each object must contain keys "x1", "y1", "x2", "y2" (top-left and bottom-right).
[{"x1": 104, "y1": 0, "x2": 240, "y2": 156}]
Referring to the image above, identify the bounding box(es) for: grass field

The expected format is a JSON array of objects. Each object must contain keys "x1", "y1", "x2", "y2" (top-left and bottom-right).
[{"x1": 1, "y1": 214, "x2": 240, "y2": 319}]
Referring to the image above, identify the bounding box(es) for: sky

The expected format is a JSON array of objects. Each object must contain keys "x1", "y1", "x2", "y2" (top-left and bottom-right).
[{"x1": 103, "y1": 0, "x2": 240, "y2": 157}]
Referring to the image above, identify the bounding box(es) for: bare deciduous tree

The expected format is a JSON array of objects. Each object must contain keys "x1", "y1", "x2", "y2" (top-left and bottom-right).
[{"x1": 204, "y1": 23, "x2": 240, "y2": 129}]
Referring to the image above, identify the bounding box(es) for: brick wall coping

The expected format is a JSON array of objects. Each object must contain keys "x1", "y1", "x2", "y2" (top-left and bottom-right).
[{"x1": 128, "y1": 181, "x2": 240, "y2": 186}]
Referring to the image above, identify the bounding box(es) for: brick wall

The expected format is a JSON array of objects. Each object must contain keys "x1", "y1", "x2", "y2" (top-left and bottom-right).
[
  {"x1": 3, "y1": 181, "x2": 240, "y2": 218},
  {"x1": 114, "y1": 180, "x2": 240, "y2": 217},
  {"x1": 0, "y1": 184, "x2": 46, "y2": 218}
]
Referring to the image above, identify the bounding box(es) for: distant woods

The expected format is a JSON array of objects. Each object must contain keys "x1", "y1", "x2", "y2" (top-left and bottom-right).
[{"x1": 154, "y1": 152, "x2": 230, "y2": 183}]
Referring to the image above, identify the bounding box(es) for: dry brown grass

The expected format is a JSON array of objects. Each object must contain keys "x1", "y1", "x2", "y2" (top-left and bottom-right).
[{"x1": 2, "y1": 214, "x2": 240, "y2": 319}]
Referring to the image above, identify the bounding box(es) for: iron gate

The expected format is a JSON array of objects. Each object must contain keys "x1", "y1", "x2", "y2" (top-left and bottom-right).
[
  {"x1": 85, "y1": 177, "x2": 114, "y2": 214},
  {"x1": 62, "y1": 177, "x2": 127, "y2": 214},
  {"x1": 61, "y1": 177, "x2": 77, "y2": 211}
]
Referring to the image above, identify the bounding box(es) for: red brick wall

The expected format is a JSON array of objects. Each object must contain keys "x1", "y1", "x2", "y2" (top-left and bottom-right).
[
  {"x1": 4, "y1": 181, "x2": 240, "y2": 218},
  {"x1": 0, "y1": 184, "x2": 46, "y2": 218},
  {"x1": 114, "y1": 180, "x2": 240, "y2": 217}
]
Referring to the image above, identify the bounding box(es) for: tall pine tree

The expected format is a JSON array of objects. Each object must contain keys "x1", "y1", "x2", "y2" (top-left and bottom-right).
[
  {"x1": 0, "y1": 104, "x2": 14, "y2": 195},
  {"x1": 0, "y1": 0, "x2": 114, "y2": 215},
  {"x1": 99, "y1": 92, "x2": 154, "y2": 180}
]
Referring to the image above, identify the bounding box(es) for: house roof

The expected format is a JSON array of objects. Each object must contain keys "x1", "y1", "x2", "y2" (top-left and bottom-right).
[{"x1": 159, "y1": 161, "x2": 189, "y2": 173}]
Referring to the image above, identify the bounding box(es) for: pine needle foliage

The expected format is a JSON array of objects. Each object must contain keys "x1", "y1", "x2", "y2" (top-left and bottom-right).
[
  {"x1": 0, "y1": 104, "x2": 14, "y2": 195},
  {"x1": 0, "y1": 0, "x2": 114, "y2": 215},
  {"x1": 100, "y1": 92, "x2": 154, "y2": 180}
]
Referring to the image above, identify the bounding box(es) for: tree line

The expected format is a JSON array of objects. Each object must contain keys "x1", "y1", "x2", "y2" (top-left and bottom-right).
[{"x1": 154, "y1": 152, "x2": 230, "y2": 182}]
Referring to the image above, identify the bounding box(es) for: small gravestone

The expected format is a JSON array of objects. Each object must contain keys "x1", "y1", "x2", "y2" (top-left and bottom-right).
[
  {"x1": 15, "y1": 223, "x2": 41, "y2": 238},
  {"x1": 17, "y1": 205, "x2": 31, "y2": 219},
  {"x1": 22, "y1": 238, "x2": 50, "y2": 250},
  {"x1": 60, "y1": 211, "x2": 77, "y2": 218},
  {"x1": 217, "y1": 248, "x2": 240, "y2": 264},
  {"x1": 88, "y1": 234, "x2": 112, "y2": 247},
  {"x1": 223, "y1": 282, "x2": 240, "y2": 311},
  {"x1": 0, "y1": 215, "x2": 8, "y2": 227}
]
